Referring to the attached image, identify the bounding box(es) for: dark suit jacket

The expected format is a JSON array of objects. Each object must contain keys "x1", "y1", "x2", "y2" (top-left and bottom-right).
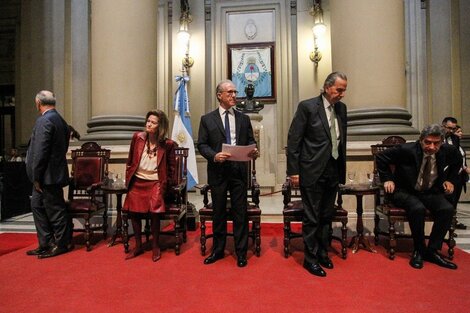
[
  {"x1": 197, "y1": 108, "x2": 256, "y2": 185},
  {"x1": 125, "y1": 132, "x2": 177, "y2": 197},
  {"x1": 376, "y1": 141, "x2": 462, "y2": 194},
  {"x1": 287, "y1": 95, "x2": 347, "y2": 186},
  {"x1": 447, "y1": 134, "x2": 469, "y2": 188},
  {"x1": 26, "y1": 109, "x2": 69, "y2": 187}
]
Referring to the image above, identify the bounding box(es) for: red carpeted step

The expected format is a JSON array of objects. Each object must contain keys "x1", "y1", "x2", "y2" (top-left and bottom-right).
[
  {"x1": 0, "y1": 224, "x2": 469, "y2": 313},
  {"x1": 0, "y1": 233, "x2": 37, "y2": 256}
]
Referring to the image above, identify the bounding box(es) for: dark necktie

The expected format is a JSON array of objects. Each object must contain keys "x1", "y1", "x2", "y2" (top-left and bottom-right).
[
  {"x1": 421, "y1": 155, "x2": 432, "y2": 190},
  {"x1": 224, "y1": 110, "x2": 231, "y2": 144}
]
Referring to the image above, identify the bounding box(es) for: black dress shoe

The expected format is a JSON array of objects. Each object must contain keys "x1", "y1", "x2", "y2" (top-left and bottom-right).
[
  {"x1": 424, "y1": 251, "x2": 457, "y2": 270},
  {"x1": 318, "y1": 255, "x2": 334, "y2": 269},
  {"x1": 203, "y1": 252, "x2": 224, "y2": 265},
  {"x1": 26, "y1": 246, "x2": 49, "y2": 256},
  {"x1": 37, "y1": 246, "x2": 68, "y2": 259},
  {"x1": 303, "y1": 261, "x2": 326, "y2": 277},
  {"x1": 237, "y1": 256, "x2": 247, "y2": 268},
  {"x1": 456, "y1": 222, "x2": 467, "y2": 230},
  {"x1": 409, "y1": 250, "x2": 423, "y2": 269}
]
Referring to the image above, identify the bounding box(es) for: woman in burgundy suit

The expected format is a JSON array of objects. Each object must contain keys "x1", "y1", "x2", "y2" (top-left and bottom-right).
[{"x1": 123, "y1": 110, "x2": 176, "y2": 262}]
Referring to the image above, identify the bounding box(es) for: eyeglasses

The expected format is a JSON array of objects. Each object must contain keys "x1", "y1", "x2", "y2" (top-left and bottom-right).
[
  {"x1": 443, "y1": 126, "x2": 457, "y2": 131},
  {"x1": 222, "y1": 90, "x2": 238, "y2": 95}
]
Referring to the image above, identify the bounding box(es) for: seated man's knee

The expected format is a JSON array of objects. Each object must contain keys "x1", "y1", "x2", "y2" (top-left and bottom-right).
[
  {"x1": 437, "y1": 199, "x2": 454, "y2": 216},
  {"x1": 407, "y1": 203, "x2": 426, "y2": 217}
]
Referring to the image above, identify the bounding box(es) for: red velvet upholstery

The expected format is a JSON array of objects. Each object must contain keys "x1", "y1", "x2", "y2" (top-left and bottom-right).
[
  {"x1": 198, "y1": 158, "x2": 261, "y2": 257},
  {"x1": 372, "y1": 136, "x2": 456, "y2": 260},
  {"x1": 122, "y1": 147, "x2": 189, "y2": 255},
  {"x1": 282, "y1": 177, "x2": 348, "y2": 259},
  {"x1": 67, "y1": 142, "x2": 110, "y2": 251}
]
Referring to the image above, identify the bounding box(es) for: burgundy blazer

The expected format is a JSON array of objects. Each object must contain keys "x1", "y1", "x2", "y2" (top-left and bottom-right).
[{"x1": 125, "y1": 132, "x2": 177, "y2": 197}]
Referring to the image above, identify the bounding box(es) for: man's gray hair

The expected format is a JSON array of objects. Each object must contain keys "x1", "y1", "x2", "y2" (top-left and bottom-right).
[
  {"x1": 35, "y1": 90, "x2": 56, "y2": 106},
  {"x1": 216, "y1": 79, "x2": 235, "y2": 94},
  {"x1": 419, "y1": 124, "x2": 444, "y2": 141},
  {"x1": 323, "y1": 71, "x2": 348, "y2": 89}
]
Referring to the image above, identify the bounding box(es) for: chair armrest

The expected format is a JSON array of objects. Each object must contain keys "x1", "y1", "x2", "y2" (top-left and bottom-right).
[
  {"x1": 172, "y1": 178, "x2": 187, "y2": 194},
  {"x1": 86, "y1": 182, "x2": 103, "y2": 193},
  {"x1": 197, "y1": 184, "x2": 210, "y2": 206},
  {"x1": 197, "y1": 184, "x2": 210, "y2": 194},
  {"x1": 282, "y1": 179, "x2": 292, "y2": 205},
  {"x1": 251, "y1": 180, "x2": 260, "y2": 206}
]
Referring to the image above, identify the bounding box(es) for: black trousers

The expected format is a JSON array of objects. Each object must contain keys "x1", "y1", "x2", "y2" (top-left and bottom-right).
[
  {"x1": 300, "y1": 158, "x2": 339, "y2": 264},
  {"x1": 210, "y1": 163, "x2": 248, "y2": 257},
  {"x1": 392, "y1": 190, "x2": 454, "y2": 253},
  {"x1": 30, "y1": 185, "x2": 71, "y2": 249}
]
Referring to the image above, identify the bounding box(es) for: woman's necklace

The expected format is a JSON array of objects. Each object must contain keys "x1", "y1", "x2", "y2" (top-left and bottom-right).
[{"x1": 146, "y1": 139, "x2": 158, "y2": 158}]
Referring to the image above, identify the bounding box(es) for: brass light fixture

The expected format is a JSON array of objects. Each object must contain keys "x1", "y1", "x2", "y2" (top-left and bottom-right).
[
  {"x1": 177, "y1": 0, "x2": 194, "y2": 73},
  {"x1": 309, "y1": 0, "x2": 326, "y2": 66}
]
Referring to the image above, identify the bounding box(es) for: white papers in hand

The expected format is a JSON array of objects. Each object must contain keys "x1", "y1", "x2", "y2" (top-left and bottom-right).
[{"x1": 222, "y1": 144, "x2": 256, "y2": 162}]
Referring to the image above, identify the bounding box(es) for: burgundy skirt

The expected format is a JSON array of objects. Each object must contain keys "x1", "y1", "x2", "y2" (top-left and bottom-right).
[{"x1": 123, "y1": 177, "x2": 165, "y2": 213}]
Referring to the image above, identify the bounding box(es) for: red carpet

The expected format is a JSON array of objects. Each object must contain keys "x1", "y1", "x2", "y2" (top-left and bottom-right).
[
  {"x1": 0, "y1": 233, "x2": 37, "y2": 256},
  {"x1": 1, "y1": 223, "x2": 469, "y2": 313}
]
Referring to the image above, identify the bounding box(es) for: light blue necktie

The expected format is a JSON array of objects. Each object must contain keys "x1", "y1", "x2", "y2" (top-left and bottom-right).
[{"x1": 329, "y1": 106, "x2": 339, "y2": 159}]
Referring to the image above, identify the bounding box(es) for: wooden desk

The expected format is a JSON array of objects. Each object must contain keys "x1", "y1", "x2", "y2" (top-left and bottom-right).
[
  {"x1": 340, "y1": 184, "x2": 380, "y2": 253},
  {"x1": 101, "y1": 185, "x2": 127, "y2": 247}
]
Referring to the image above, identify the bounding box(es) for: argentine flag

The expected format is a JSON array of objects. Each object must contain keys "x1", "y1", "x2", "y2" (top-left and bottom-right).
[{"x1": 171, "y1": 75, "x2": 198, "y2": 189}]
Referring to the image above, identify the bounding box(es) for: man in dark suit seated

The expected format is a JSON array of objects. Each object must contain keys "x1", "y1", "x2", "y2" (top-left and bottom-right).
[
  {"x1": 376, "y1": 124, "x2": 461, "y2": 270},
  {"x1": 197, "y1": 79, "x2": 258, "y2": 268}
]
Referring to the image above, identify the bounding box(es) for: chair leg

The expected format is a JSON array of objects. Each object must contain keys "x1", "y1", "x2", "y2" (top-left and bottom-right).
[
  {"x1": 374, "y1": 213, "x2": 380, "y2": 245},
  {"x1": 200, "y1": 217, "x2": 207, "y2": 256},
  {"x1": 85, "y1": 216, "x2": 92, "y2": 252},
  {"x1": 182, "y1": 213, "x2": 187, "y2": 243},
  {"x1": 122, "y1": 211, "x2": 129, "y2": 253},
  {"x1": 174, "y1": 216, "x2": 181, "y2": 256},
  {"x1": 283, "y1": 221, "x2": 291, "y2": 258},
  {"x1": 388, "y1": 220, "x2": 396, "y2": 260},
  {"x1": 447, "y1": 214, "x2": 456, "y2": 260},
  {"x1": 254, "y1": 220, "x2": 261, "y2": 257},
  {"x1": 102, "y1": 209, "x2": 108, "y2": 239},
  {"x1": 341, "y1": 220, "x2": 348, "y2": 259}
]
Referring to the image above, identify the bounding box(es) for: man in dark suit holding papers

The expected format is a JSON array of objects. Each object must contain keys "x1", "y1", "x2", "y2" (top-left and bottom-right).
[
  {"x1": 377, "y1": 124, "x2": 461, "y2": 270},
  {"x1": 198, "y1": 79, "x2": 258, "y2": 267}
]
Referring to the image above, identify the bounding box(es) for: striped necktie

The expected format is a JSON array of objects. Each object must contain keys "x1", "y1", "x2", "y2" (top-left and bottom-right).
[{"x1": 421, "y1": 155, "x2": 432, "y2": 190}]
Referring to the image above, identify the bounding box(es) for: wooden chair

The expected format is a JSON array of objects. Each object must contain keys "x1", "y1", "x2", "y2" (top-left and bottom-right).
[
  {"x1": 198, "y1": 158, "x2": 261, "y2": 257},
  {"x1": 282, "y1": 176, "x2": 348, "y2": 259},
  {"x1": 122, "y1": 147, "x2": 188, "y2": 255},
  {"x1": 67, "y1": 141, "x2": 110, "y2": 251},
  {"x1": 371, "y1": 136, "x2": 456, "y2": 260}
]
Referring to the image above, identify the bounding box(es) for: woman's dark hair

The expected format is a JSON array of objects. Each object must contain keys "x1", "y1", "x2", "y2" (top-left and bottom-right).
[{"x1": 146, "y1": 110, "x2": 169, "y2": 143}]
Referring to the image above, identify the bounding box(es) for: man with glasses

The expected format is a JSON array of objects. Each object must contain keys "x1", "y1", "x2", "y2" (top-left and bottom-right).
[
  {"x1": 442, "y1": 116, "x2": 467, "y2": 229},
  {"x1": 198, "y1": 80, "x2": 258, "y2": 267}
]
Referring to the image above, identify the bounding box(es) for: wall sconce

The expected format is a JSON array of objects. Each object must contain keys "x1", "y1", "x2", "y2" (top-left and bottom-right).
[
  {"x1": 177, "y1": 0, "x2": 194, "y2": 73},
  {"x1": 309, "y1": 0, "x2": 326, "y2": 66}
]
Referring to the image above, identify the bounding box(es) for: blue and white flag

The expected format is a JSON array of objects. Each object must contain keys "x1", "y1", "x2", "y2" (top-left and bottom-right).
[{"x1": 171, "y1": 75, "x2": 198, "y2": 189}]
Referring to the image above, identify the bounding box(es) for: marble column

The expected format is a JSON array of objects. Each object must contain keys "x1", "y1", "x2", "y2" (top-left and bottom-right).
[
  {"x1": 85, "y1": 0, "x2": 159, "y2": 140},
  {"x1": 329, "y1": 0, "x2": 418, "y2": 140}
]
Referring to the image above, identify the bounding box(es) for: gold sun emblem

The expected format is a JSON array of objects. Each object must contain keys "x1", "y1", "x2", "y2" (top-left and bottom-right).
[{"x1": 177, "y1": 132, "x2": 186, "y2": 144}]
